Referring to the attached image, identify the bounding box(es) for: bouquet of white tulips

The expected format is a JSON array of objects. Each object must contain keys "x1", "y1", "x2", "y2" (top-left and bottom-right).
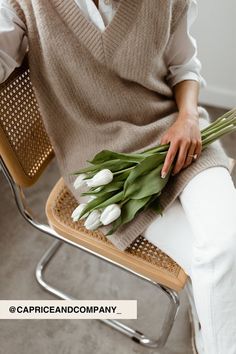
[{"x1": 70, "y1": 108, "x2": 236, "y2": 236}]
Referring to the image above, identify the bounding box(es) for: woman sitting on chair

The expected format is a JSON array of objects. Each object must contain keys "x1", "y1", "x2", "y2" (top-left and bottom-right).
[{"x1": 0, "y1": 0, "x2": 235, "y2": 353}]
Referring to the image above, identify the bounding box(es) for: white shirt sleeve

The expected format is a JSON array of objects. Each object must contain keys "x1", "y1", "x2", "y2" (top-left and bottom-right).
[
  {"x1": 0, "y1": 0, "x2": 28, "y2": 83},
  {"x1": 165, "y1": 0, "x2": 207, "y2": 88}
]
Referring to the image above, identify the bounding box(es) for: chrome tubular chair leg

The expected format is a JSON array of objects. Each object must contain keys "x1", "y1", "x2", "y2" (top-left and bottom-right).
[
  {"x1": 1, "y1": 156, "x2": 180, "y2": 349},
  {"x1": 35, "y1": 240, "x2": 180, "y2": 349}
]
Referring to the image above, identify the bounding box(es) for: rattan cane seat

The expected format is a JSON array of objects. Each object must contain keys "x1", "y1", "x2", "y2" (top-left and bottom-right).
[{"x1": 46, "y1": 177, "x2": 188, "y2": 291}]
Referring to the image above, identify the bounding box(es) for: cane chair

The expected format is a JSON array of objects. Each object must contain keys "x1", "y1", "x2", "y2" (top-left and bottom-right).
[{"x1": 0, "y1": 53, "x2": 235, "y2": 349}]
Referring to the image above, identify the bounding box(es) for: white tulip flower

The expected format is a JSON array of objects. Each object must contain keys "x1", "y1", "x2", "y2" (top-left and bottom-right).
[
  {"x1": 84, "y1": 210, "x2": 102, "y2": 231},
  {"x1": 86, "y1": 169, "x2": 113, "y2": 188},
  {"x1": 100, "y1": 204, "x2": 121, "y2": 225},
  {"x1": 73, "y1": 173, "x2": 88, "y2": 190},
  {"x1": 71, "y1": 203, "x2": 89, "y2": 221}
]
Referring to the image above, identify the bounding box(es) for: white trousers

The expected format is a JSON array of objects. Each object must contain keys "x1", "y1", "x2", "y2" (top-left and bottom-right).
[{"x1": 142, "y1": 166, "x2": 236, "y2": 354}]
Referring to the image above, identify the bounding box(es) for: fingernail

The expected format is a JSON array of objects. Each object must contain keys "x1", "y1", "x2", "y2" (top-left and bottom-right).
[{"x1": 161, "y1": 172, "x2": 167, "y2": 179}]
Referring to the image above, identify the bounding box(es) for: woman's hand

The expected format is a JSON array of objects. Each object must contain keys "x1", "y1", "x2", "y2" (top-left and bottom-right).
[{"x1": 160, "y1": 113, "x2": 202, "y2": 178}]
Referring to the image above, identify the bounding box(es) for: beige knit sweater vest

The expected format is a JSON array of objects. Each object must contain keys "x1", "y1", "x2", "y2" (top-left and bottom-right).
[{"x1": 9, "y1": 0, "x2": 230, "y2": 251}]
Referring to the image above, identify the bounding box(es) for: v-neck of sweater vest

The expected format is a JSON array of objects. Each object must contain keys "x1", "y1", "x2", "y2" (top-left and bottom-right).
[{"x1": 52, "y1": 0, "x2": 142, "y2": 63}]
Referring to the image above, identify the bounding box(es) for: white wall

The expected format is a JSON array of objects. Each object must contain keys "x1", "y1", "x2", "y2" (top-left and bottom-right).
[{"x1": 192, "y1": 0, "x2": 236, "y2": 108}]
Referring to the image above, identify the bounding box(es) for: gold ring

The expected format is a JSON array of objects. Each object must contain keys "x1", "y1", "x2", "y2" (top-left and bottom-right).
[{"x1": 188, "y1": 153, "x2": 198, "y2": 160}]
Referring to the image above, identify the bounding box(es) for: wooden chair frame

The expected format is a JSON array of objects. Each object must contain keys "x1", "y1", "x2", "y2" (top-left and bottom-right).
[{"x1": 1, "y1": 53, "x2": 235, "y2": 349}]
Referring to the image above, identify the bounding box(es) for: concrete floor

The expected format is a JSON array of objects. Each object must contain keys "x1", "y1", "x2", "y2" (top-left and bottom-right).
[{"x1": 0, "y1": 106, "x2": 235, "y2": 354}]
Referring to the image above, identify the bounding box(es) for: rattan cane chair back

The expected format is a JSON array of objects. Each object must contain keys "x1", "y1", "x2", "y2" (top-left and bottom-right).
[{"x1": 0, "y1": 52, "x2": 54, "y2": 187}]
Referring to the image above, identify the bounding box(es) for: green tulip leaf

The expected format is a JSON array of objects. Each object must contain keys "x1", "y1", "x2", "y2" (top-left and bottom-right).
[
  {"x1": 88, "y1": 149, "x2": 146, "y2": 164},
  {"x1": 93, "y1": 191, "x2": 124, "y2": 210},
  {"x1": 121, "y1": 196, "x2": 152, "y2": 224},
  {"x1": 123, "y1": 153, "x2": 166, "y2": 195},
  {"x1": 70, "y1": 159, "x2": 132, "y2": 176},
  {"x1": 124, "y1": 163, "x2": 171, "y2": 199},
  {"x1": 81, "y1": 187, "x2": 105, "y2": 196},
  {"x1": 98, "y1": 160, "x2": 133, "y2": 173},
  {"x1": 112, "y1": 169, "x2": 132, "y2": 182},
  {"x1": 142, "y1": 192, "x2": 161, "y2": 212},
  {"x1": 149, "y1": 197, "x2": 164, "y2": 216}
]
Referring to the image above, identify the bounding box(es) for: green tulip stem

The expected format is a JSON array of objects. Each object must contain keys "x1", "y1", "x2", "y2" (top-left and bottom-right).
[
  {"x1": 200, "y1": 110, "x2": 236, "y2": 134},
  {"x1": 112, "y1": 165, "x2": 136, "y2": 175},
  {"x1": 202, "y1": 126, "x2": 236, "y2": 148},
  {"x1": 201, "y1": 119, "x2": 236, "y2": 139},
  {"x1": 139, "y1": 110, "x2": 236, "y2": 156},
  {"x1": 119, "y1": 198, "x2": 130, "y2": 207},
  {"x1": 141, "y1": 144, "x2": 170, "y2": 155},
  {"x1": 203, "y1": 114, "x2": 236, "y2": 132}
]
